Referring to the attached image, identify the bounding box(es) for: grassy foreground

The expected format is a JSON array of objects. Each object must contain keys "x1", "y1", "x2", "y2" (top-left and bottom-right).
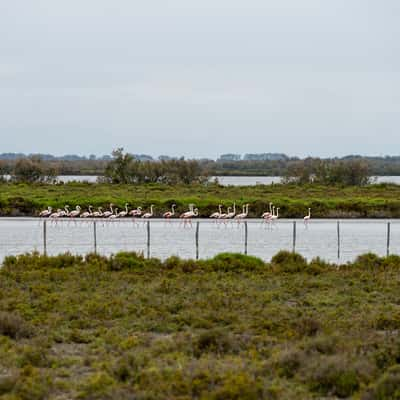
[
  {"x1": 1, "y1": 251, "x2": 400, "y2": 399},
  {"x1": 1, "y1": 182, "x2": 400, "y2": 218}
]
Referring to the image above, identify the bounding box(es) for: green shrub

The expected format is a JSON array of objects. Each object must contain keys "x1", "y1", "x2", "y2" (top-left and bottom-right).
[
  {"x1": 363, "y1": 365, "x2": 400, "y2": 400},
  {"x1": 205, "y1": 253, "x2": 265, "y2": 272},
  {"x1": 354, "y1": 253, "x2": 383, "y2": 269},
  {"x1": 295, "y1": 317, "x2": 321, "y2": 337},
  {"x1": 0, "y1": 312, "x2": 31, "y2": 339},
  {"x1": 271, "y1": 251, "x2": 308, "y2": 273},
  {"x1": 194, "y1": 328, "x2": 238, "y2": 357},
  {"x1": 109, "y1": 252, "x2": 144, "y2": 271},
  {"x1": 304, "y1": 355, "x2": 360, "y2": 398},
  {"x1": 275, "y1": 348, "x2": 305, "y2": 378},
  {"x1": 210, "y1": 373, "x2": 264, "y2": 400}
]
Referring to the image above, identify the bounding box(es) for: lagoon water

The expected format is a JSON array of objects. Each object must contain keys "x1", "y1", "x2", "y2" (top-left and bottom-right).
[
  {"x1": 1, "y1": 218, "x2": 399, "y2": 264},
  {"x1": 59, "y1": 175, "x2": 400, "y2": 185}
]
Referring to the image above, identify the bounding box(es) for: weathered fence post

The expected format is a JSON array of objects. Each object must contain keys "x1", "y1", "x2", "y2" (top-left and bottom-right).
[
  {"x1": 147, "y1": 221, "x2": 151, "y2": 259},
  {"x1": 244, "y1": 221, "x2": 248, "y2": 255},
  {"x1": 43, "y1": 220, "x2": 47, "y2": 256},
  {"x1": 292, "y1": 221, "x2": 297, "y2": 253},
  {"x1": 387, "y1": 222, "x2": 391, "y2": 257},
  {"x1": 93, "y1": 221, "x2": 97, "y2": 254},
  {"x1": 337, "y1": 220, "x2": 340, "y2": 260},
  {"x1": 195, "y1": 221, "x2": 200, "y2": 260}
]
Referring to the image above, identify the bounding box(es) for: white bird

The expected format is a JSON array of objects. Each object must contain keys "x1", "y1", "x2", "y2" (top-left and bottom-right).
[
  {"x1": 163, "y1": 204, "x2": 176, "y2": 219},
  {"x1": 92, "y1": 207, "x2": 103, "y2": 218},
  {"x1": 262, "y1": 202, "x2": 273, "y2": 219},
  {"x1": 142, "y1": 205, "x2": 154, "y2": 219},
  {"x1": 271, "y1": 207, "x2": 279, "y2": 221},
  {"x1": 117, "y1": 203, "x2": 129, "y2": 218},
  {"x1": 210, "y1": 205, "x2": 222, "y2": 219},
  {"x1": 235, "y1": 204, "x2": 249, "y2": 221},
  {"x1": 102, "y1": 204, "x2": 114, "y2": 218},
  {"x1": 39, "y1": 206, "x2": 52, "y2": 218},
  {"x1": 80, "y1": 205, "x2": 93, "y2": 218},
  {"x1": 108, "y1": 208, "x2": 118, "y2": 219},
  {"x1": 226, "y1": 203, "x2": 236, "y2": 219},
  {"x1": 130, "y1": 206, "x2": 142, "y2": 217},
  {"x1": 304, "y1": 208, "x2": 311, "y2": 224},
  {"x1": 69, "y1": 205, "x2": 81, "y2": 218}
]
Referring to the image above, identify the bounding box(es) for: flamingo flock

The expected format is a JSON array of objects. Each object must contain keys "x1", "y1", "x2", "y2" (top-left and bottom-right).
[{"x1": 38, "y1": 203, "x2": 312, "y2": 225}]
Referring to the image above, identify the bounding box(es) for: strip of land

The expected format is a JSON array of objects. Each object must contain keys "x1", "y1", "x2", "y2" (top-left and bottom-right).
[
  {"x1": 1, "y1": 182, "x2": 400, "y2": 218},
  {"x1": 0, "y1": 251, "x2": 399, "y2": 399}
]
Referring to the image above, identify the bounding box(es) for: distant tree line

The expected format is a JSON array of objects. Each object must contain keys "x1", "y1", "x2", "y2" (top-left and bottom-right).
[
  {"x1": 2, "y1": 149, "x2": 400, "y2": 186},
  {"x1": 103, "y1": 148, "x2": 205, "y2": 184}
]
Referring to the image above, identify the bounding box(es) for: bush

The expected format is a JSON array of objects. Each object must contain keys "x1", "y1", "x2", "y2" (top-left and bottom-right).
[
  {"x1": 294, "y1": 317, "x2": 321, "y2": 337},
  {"x1": 194, "y1": 328, "x2": 238, "y2": 357},
  {"x1": 363, "y1": 365, "x2": 400, "y2": 400},
  {"x1": 304, "y1": 355, "x2": 360, "y2": 397},
  {"x1": 0, "y1": 312, "x2": 31, "y2": 339},
  {"x1": 204, "y1": 253, "x2": 265, "y2": 272},
  {"x1": 271, "y1": 251, "x2": 308, "y2": 273},
  {"x1": 354, "y1": 253, "x2": 383, "y2": 269},
  {"x1": 109, "y1": 252, "x2": 144, "y2": 271}
]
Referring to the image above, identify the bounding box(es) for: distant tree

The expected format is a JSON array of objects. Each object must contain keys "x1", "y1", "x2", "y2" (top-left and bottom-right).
[
  {"x1": 11, "y1": 156, "x2": 58, "y2": 183},
  {"x1": 104, "y1": 148, "x2": 138, "y2": 184}
]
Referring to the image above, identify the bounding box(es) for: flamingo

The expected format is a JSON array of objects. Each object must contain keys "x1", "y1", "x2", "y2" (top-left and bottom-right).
[
  {"x1": 226, "y1": 203, "x2": 236, "y2": 219},
  {"x1": 69, "y1": 205, "x2": 81, "y2": 218},
  {"x1": 102, "y1": 204, "x2": 114, "y2": 218},
  {"x1": 39, "y1": 206, "x2": 52, "y2": 218},
  {"x1": 92, "y1": 207, "x2": 103, "y2": 218},
  {"x1": 163, "y1": 204, "x2": 176, "y2": 219},
  {"x1": 180, "y1": 204, "x2": 195, "y2": 219},
  {"x1": 271, "y1": 207, "x2": 279, "y2": 227},
  {"x1": 219, "y1": 207, "x2": 231, "y2": 220},
  {"x1": 49, "y1": 209, "x2": 62, "y2": 219},
  {"x1": 142, "y1": 205, "x2": 154, "y2": 219},
  {"x1": 108, "y1": 208, "x2": 119, "y2": 219},
  {"x1": 129, "y1": 206, "x2": 142, "y2": 217},
  {"x1": 58, "y1": 205, "x2": 70, "y2": 218},
  {"x1": 304, "y1": 208, "x2": 311, "y2": 224},
  {"x1": 235, "y1": 204, "x2": 249, "y2": 222},
  {"x1": 80, "y1": 205, "x2": 93, "y2": 218},
  {"x1": 262, "y1": 202, "x2": 273, "y2": 219},
  {"x1": 181, "y1": 207, "x2": 198, "y2": 227},
  {"x1": 210, "y1": 205, "x2": 222, "y2": 219},
  {"x1": 117, "y1": 203, "x2": 129, "y2": 218}
]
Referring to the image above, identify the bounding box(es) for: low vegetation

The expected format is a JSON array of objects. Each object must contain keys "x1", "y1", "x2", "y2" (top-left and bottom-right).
[
  {"x1": 1, "y1": 181, "x2": 400, "y2": 217},
  {"x1": 0, "y1": 251, "x2": 400, "y2": 399}
]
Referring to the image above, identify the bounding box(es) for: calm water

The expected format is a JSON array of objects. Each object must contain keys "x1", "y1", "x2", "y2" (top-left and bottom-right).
[
  {"x1": 0, "y1": 218, "x2": 398, "y2": 264},
  {"x1": 3, "y1": 175, "x2": 400, "y2": 185}
]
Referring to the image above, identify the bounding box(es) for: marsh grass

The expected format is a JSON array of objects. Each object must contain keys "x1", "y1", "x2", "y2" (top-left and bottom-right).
[
  {"x1": 0, "y1": 251, "x2": 400, "y2": 398},
  {"x1": 2, "y1": 181, "x2": 400, "y2": 217}
]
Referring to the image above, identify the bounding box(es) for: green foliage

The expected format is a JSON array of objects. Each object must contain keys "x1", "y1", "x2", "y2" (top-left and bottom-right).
[
  {"x1": 11, "y1": 156, "x2": 57, "y2": 183},
  {"x1": 0, "y1": 312, "x2": 31, "y2": 339},
  {"x1": 271, "y1": 251, "x2": 308, "y2": 273},
  {"x1": 0, "y1": 251, "x2": 400, "y2": 398}
]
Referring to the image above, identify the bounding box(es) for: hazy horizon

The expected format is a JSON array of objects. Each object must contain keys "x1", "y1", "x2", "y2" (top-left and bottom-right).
[{"x1": 1, "y1": 1, "x2": 400, "y2": 158}]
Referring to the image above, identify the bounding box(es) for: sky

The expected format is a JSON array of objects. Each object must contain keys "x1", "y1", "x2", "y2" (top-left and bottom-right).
[{"x1": 1, "y1": 0, "x2": 400, "y2": 159}]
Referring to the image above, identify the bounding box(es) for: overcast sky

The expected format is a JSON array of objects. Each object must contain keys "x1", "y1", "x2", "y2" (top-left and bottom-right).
[{"x1": 1, "y1": 0, "x2": 399, "y2": 159}]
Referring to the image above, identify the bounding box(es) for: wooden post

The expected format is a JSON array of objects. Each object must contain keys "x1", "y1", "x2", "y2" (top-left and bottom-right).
[
  {"x1": 93, "y1": 221, "x2": 97, "y2": 254},
  {"x1": 292, "y1": 221, "x2": 296, "y2": 253},
  {"x1": 147, "y1": 221, "x2": 150, "y2": 259},
  {"x1": 195, "y1": 221, "x2": 200, "y2": 260},
  {"x1": 43, "y1": 220, "x2": 47, "y2": 256},
  {"x1": 337, "y1": 220, "x2": 340, "y2": 260},
  {"x1": 387, "y1": 222, "x2": 391, "y2": 257},
  {"x1": 244, "y1": 221, "x2": 248, "y2": 255}
]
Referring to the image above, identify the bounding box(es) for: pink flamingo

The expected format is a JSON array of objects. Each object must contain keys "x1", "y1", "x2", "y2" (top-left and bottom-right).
[
  {"x1": 117, "y1": 203, "x2": 129, "y2": 218},
  {"x1": 69, "y1": 205, "x2": 81, "y2": 218},
  {"x1": 39, "y1": 206, "x2": 52, "y2": 218},
  {"x1": 142, "y1": 205, "x2": 154, "y2": 219},
  {"x1": 226, "y1": 203, "x2": 236, "y2": 219},
  {"x1": 163, "y1": 204, "x2": 176, "y2": 219},
  {"x1": 129, "y1": 206, "x2": 142, "y2": 217},
  {"x1": 304, "y1": 208, "x2": 311, "y2": 225},
  {"x1": 180, "y1": 207, "x2": 198, "y2": 227},
  {"x1": 80, "y1": 206, "x2": 93, "y2": 218},
  {"x1": 234, "y1": 204, "x2": 249, "y2": 223},
  {"x1": 210, "y1": 205, "x2": 222, "y2": 219},
  {"x1": 102, "y1": 204, "x2": 114, "y2": 218},
  {"x1": 92, "y1": 207, "x2": 103, "y2": 218}
]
